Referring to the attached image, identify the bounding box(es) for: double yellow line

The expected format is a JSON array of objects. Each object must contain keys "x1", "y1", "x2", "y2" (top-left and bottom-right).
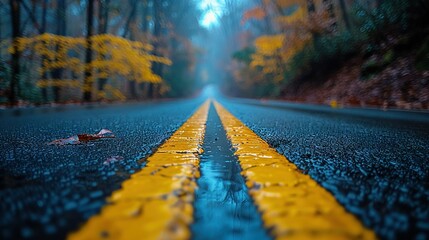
[
  {"x1": 69, "y1": 100, "x2": 376, "y2": 240},
  {"x1": 69, "y1": 100, "x2": 209, "y2": 240},
  {"x1": 213, "y1": 101, "x2": 376, "y2": 240}
]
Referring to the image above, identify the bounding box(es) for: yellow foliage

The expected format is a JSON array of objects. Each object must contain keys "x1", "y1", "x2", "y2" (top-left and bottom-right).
[
  {"x1": 236, "y1": 0, "x2": 338, "y2": 89},
  {"x1": 247, "y1": 4, "x2": 312, "y2": 84},
  {"x1": 276, "y1": 6, "x2": 307, "y2": 25},
  {"x1": 251, "y1": 35, "x2": 285, "y2": 82},
  {"x1": 36, "y1": 79, "x2": 82, "y2": 88},
  {"x1": 253, "y1": 35, "x2": 284, "y2": 57},
  {"x1": 104, "y1": 84, "x2": 126, "y2": 101},
  {"x1": 89, "y1": 34, "x2": 171, "y2": 84},
  {"x1": 10, "y1": 33, "x2": 172, "y2": 100}
]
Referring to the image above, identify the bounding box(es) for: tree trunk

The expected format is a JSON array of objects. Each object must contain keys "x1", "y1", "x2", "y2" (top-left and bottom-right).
[
  {"x1": 124, "y1": 0, "x2": 138, "y2": 99},
  {"x1": 51, "y1": 0, "x2": 67, "y2": 102},
  {"x1": 147, "y1": 82, "x2": 155, "y2": 99},
  {"x1": 97, "y1": 0, "x2": 110, "y2": 94},
  {"x1": 128, "y1": 81, "x2": 137, "y2": 99},
  {"x1": 98, "y1": 0, "x2": 109, "y2": 34},
  {"x1": 139, "y1": 0, "x2": 151, "y2": 98},
  {"x1": 141, "y1": 0, "x2": 149, "y2": 33},
  {"x1": 322, "y1": 0, "x2": 337, "y2": 30},
  {"x1": 19, "y1": 0, "x2": 43, "y2": 34},
  {"x1": 338, "y1": 0, "x2": 350, "y2": 30},
  {"x1": 83, "y1": 0, "x2": 94, "y2": 101},
  {"x1": 122, "y1": 0, "x2": 138, "y2": 38},
  {"x1": 9, "y1": 0, "x2": 21, "y2": 105},
  {"x1": 149, "y1": 0, "x2": 163, "y2": 99},
  {"x1": 306, "y1": 0, "x2": 315, "y2": 13},
  {"x1": 139, "y1": 82, "x2": 149, "y2": 99},
  {"x1": 40, "y1": 0, "x2": 48, "y2": 102}
]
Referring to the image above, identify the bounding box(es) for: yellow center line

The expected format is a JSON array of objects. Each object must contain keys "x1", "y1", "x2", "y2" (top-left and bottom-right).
[
  {"x1": 68, "y1": 100, "x2": 210, "y2": 240},
  {"x1": 213, "y1": 101, "x2": 377, "y2": 240}
]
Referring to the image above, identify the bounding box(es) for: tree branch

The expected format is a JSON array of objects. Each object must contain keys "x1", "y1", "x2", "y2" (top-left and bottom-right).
[{"x1": 18, "y1": 0, "x2": 43, "y2": 34}]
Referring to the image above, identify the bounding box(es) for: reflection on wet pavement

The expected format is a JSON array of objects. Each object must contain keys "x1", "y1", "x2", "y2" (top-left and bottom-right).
[{"x1": 191, "y1": 104, "x2": 270, "y2": 240}]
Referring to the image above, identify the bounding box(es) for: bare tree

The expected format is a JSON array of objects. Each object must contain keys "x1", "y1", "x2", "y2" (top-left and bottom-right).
[
  {"x1": 51, "y1": 0, "x2": 67, "y2": 102},
  {"x1": 148, "y1": 0, "x2": 163, "y2": 98},
  {"x1": 139, "y1": 0, "x2": 152, "y2": 98},
  {"x1": 40, "y1": 0, "x2": 49, "y2": 102},
  {"x1": 338, "y1": 0, "x2": 350, "y2": 30},
  {"x1": 123, "y1": 0, "x2": 139, "y2": 99},
  {"x1": 9, "y1": 0, "x2": 21, "y2": 105},
  {"x1": 83, "y1": 0, "x2": 95, "y2": 101},
  {"x1": 97, "y1": 0, "x2": 110, "y2": 93}
]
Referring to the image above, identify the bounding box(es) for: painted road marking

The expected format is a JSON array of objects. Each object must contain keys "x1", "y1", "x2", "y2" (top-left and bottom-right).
[
  {"x1": 191, "y1": 102, "x2": 270, "y2": 239},
  {"x1": 213, "y1": 101, "x2": 377, "y2": 240},
  {"x1": 68, "y1": 100, "x2": 210, "y2": 240}
]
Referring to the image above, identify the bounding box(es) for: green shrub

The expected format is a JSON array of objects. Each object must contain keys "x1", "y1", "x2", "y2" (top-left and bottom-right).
[
  {"x1": 232, "y1": 47, "x2": 255, "y2": 65},
  {"x1": 287, "y1": 30, "x2": 365, "y2": 81},
  {"x1": 353, "y1": 0, "x2": 409, "y2": 37},
  {"x1": 286, "y1": 0, "x2": 420, "y2": 83}
]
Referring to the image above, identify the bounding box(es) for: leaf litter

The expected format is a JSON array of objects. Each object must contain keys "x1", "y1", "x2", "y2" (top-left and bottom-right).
[{"x1": 48, "y1": 129, "x2": 115, "y2": 146}]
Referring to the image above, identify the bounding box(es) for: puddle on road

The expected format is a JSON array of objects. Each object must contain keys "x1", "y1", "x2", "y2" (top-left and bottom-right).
[{"x1": 191, "y1": 104, "x2": 271, "y2": 240}]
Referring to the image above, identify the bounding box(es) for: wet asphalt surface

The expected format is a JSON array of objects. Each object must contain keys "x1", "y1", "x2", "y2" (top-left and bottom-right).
[
  {"x1": 1, "y1": 94, "x2": 429, "y2": 240},
  {"x1": 191, "y1": 104, "x2": 270, "y2": 240},
  {"x1": 0, "y1": 99, "x2": 204, "y2": 239},
  {"x1": 220, "y1": 98, "x2": 429, "y2": 240}
]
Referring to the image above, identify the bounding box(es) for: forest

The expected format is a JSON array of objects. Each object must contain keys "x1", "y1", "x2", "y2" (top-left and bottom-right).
[
  {"x1": 1, "y1": 0, "x2": 429, "y2": 109},
  {"x1": 209, "y1": 0, "x2": 429, "y2": 109},
  {"x1": 1, "y1": 0, "x2": 203, "y2": 104}
]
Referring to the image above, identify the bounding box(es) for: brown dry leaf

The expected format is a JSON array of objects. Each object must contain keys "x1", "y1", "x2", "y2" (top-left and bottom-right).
[
  {"x1": 48, "y1": 129, "x2": 115, "y2": 145},
  {"x1": 77, "y1": 129, "x2": 115, "y2": 142}
]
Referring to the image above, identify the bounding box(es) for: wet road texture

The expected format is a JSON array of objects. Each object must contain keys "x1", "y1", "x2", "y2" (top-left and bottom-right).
[
  {"x1": 1, "y1": 95, "x2": 429, "y2": 240},
  {"x1": 191, "y1": 104, "x2": 269, "y2": 240},
  {"x1": 0, "y1": 99, "x2": 204, "y2": 239},
  {"x1": 221, "y1": 98, "x2": 429, "y2": 239}
]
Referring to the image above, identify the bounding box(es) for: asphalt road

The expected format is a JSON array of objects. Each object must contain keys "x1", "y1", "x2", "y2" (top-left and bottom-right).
[
  {"x1": 0, "y1": 98, "x2": 204, "y2": 239},
  {"x1": 191, "y1": 104, "x2": 269, "y2": 240},
  {"x1": 220, "y1": 98, "x2": 429, "y2": 240},
  {"x1": 1, "y1": 95, "x2": 429, "y2": 239}
]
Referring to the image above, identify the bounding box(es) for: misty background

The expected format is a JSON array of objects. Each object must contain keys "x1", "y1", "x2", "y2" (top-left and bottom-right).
[{"x1": 0, "y1": 0, "x2": 428, "y2": 109}]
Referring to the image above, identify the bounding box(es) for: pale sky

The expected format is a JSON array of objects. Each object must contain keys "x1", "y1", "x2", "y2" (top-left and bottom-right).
[{"x1": 200, "y1": 0, "x2": 222, "y2": 28}]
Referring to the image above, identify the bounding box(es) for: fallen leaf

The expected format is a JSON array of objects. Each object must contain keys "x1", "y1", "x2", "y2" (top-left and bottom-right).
[
  {"x1": 78, "y1": 128, "x2": 115, "y2": 142},
  {"x1": 48, "y1": 129, "x2": 115, "y2": 145},
  {"x1": 103, "y1": 156, "x2": 124, "y2": 165},
  {"x1": 48, "y1": 135, "x2": 80, "y2": 146},
  {"x1": 97, "y1": 129, "x2": 114, "y2": 136},
  {"x1": 77, "y1": 134, "x2": 99, "y2": 142}
]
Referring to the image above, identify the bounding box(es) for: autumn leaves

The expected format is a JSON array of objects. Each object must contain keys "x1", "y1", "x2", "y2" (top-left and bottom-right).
[
  {"x1": 7, "y1": 33, "x2": 171, "y2": 101},
  {"x1": 234, "y1": 0, "x2": 337, "y2": 94}
]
